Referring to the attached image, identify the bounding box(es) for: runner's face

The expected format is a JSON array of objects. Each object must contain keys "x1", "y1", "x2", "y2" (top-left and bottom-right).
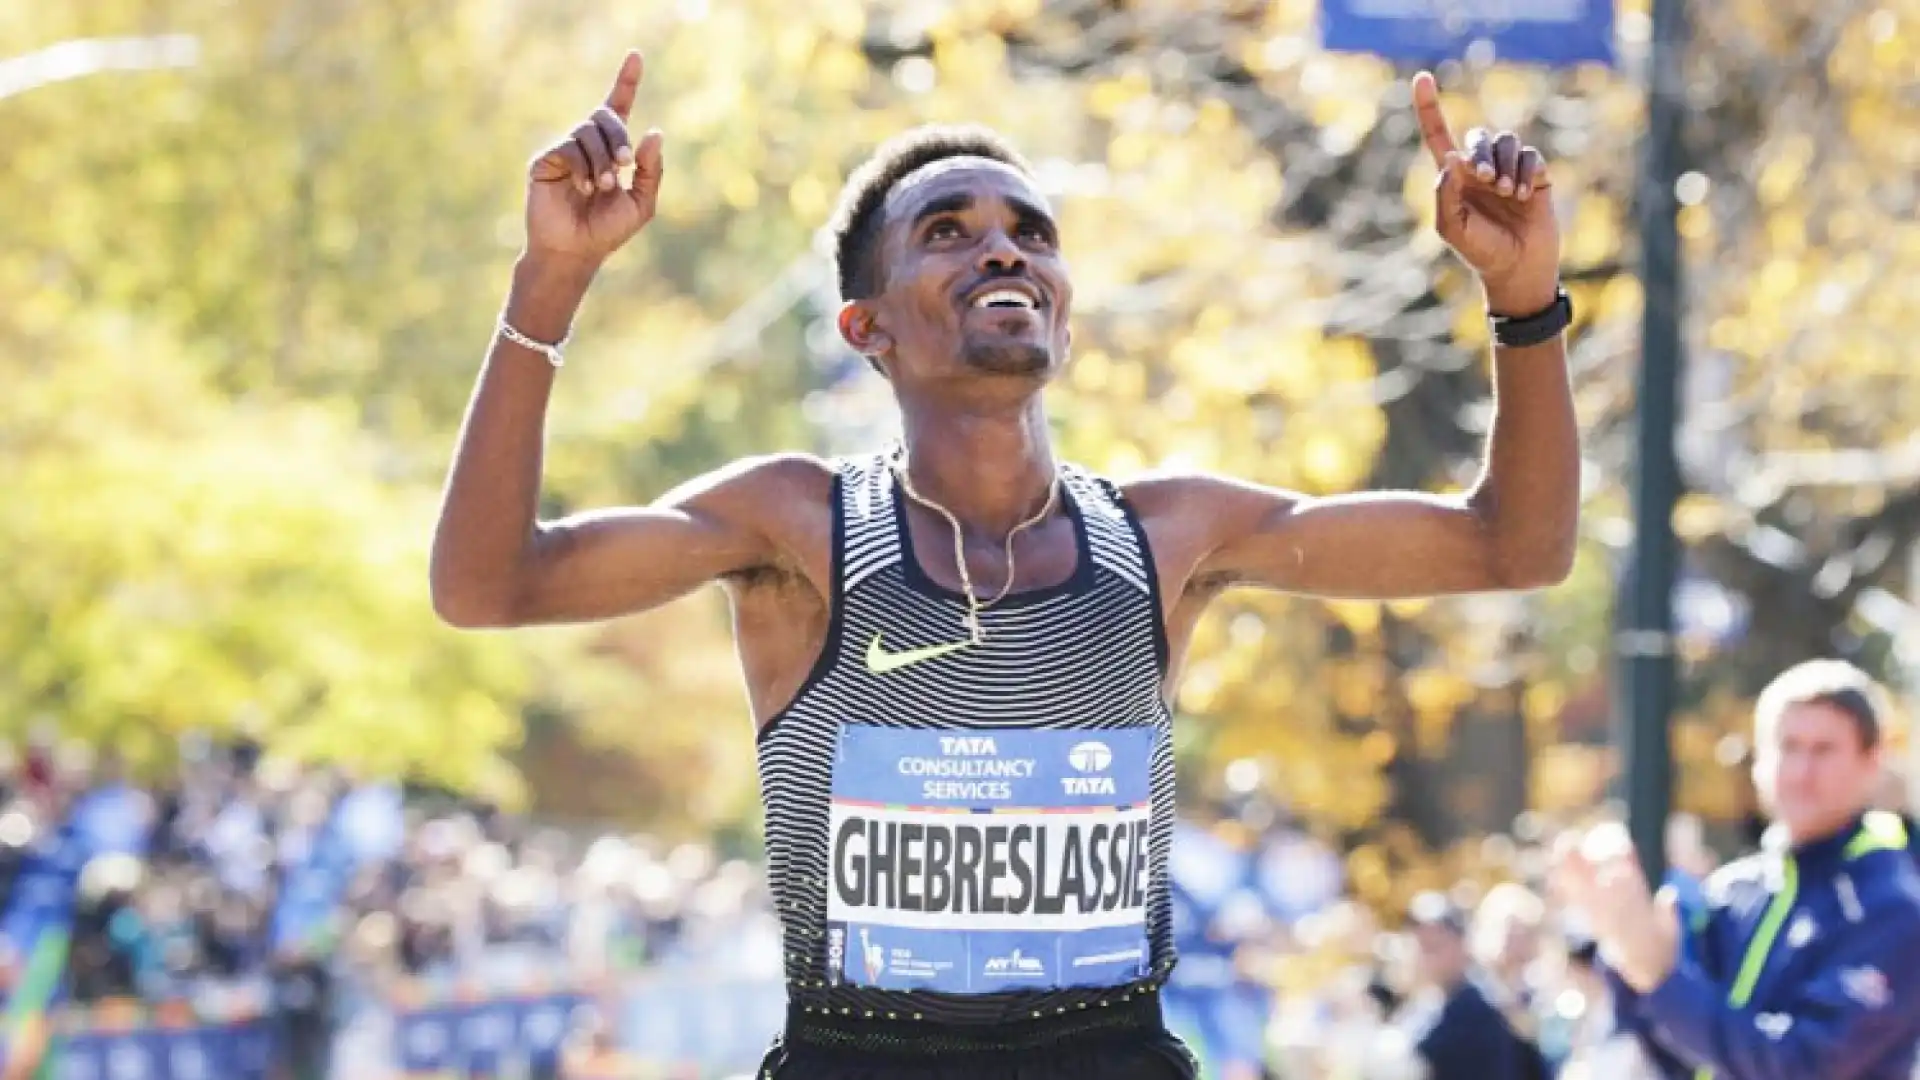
[
  {"x1": 861, "y1": 159, "x2": 1072, "y2": 382},
  {"x1": 1754, "y1": 701, "x2": 1880, "y2": 842}
]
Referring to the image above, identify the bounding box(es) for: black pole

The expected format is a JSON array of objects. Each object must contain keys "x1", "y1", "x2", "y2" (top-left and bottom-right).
[{"x1": 1616, "y1": 0, "x2": 1688, "y2": 885}]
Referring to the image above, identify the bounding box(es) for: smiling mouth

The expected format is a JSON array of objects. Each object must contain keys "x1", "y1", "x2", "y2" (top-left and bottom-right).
[
  {"x1": 971, "y1": 289, "x2": 1038, "y2": 311},
  {"x1": 962, "y1": 277, "x2": 1046, "y2": 313}
]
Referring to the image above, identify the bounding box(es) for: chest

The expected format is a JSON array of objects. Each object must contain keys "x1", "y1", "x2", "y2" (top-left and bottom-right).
[
  {"x1": 837, "y1": 571, "x2": 1165, "y2": 722},
  {"x1": 1702, "y1": 869, "x2": 1864, "y2": 1008},
  {"x1": 899, "y1": 505, "x2": 1082, "y2": 599}
]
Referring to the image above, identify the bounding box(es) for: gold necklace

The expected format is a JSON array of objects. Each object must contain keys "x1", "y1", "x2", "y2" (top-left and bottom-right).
[{"x1": 892, "y1": 452, "x2": 1061, "y2": 646}]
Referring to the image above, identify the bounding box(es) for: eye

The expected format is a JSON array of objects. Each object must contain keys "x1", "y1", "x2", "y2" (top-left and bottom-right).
[
  {"x1": 926, "y1": 219, "x2": 962, "y2": 241},
  {"x1": 1017, "y1": 222, "x2": 1052, "y2": 244}
]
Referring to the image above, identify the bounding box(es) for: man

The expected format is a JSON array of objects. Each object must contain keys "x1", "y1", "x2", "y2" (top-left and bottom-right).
[
  {"x1": 1395, "y1": 893, "x2": 1534, "y2": 1080},
  {"x1": 432, "y1": 50, "x2": 1576, "y2": 1079},
  {"x1": 1556, "y1": 660, "x2": 1920, "y2": 1080}
]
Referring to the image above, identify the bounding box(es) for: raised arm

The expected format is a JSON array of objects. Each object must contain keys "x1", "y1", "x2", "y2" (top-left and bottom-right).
[
  {"x1": 430, "y1": 52, "x2": 823, "y2": 629},
  {"x1": 1132, "y1": 72, "x2": 1576, "y2": 602}
]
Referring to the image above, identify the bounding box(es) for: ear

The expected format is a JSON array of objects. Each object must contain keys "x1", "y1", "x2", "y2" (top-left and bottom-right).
[{"x1": 837, "y1": 301, "x2": 892, "y2": 358}]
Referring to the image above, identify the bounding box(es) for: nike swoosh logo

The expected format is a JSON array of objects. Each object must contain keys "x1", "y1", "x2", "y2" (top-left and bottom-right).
[{"x1": 865, "y1": 632, "x2": 969, "y2": 674}]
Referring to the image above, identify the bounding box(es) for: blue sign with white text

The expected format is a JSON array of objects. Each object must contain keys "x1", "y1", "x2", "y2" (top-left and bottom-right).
[
  {"x1": 50, "y1": 1020, "x2": 273, "y2": 1080},
  {"x1": 826, "y1": 726, "x2": 1157, "y2": 994},
  {"x1": 395, "y1": 993, "x2": 582, "y2": 1076},
  {"x1": 1320, "y1": 0, "x2": 1615, "y2": 68}
]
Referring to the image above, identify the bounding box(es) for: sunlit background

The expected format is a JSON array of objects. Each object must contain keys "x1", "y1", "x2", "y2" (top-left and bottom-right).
[{"x1": 2, "y1": 0, "x2": 1916, "y2": 1077}]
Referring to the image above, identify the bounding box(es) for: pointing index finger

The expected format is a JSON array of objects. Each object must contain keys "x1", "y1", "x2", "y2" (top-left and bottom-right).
[
  {"x1": 605, "y1": 50, "x2": 644, "y2": 123},
  {"x1": 1411, "y1": 71, "x2": 1458, "y2": 168}
]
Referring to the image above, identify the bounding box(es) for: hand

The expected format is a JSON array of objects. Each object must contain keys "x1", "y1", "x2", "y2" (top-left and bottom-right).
[
  {"x1": 1552, "y1": 826, "x2": 1680, "y2": 992},
  {"x1": 524, "y1": 51, "x2": 666, "y2": 269},
  {"x1": 1411, "y1": 71, "x2": 1561, "y2": 315}
]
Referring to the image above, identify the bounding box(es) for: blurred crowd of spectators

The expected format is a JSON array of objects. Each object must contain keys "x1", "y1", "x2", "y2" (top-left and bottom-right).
[
  {"x1": 1251, "y1": 814, "x2": 1726, "y2": 1080},
  {"x1": 15, "y1": 728, "x2": 1900, "y2": 1080},
  {"x1": 0, "y1": 729, "x2": 778, "y2": 1015},
  {"x1": 1154, "y1": 781, "x2": 1758, "y2": 1080}
]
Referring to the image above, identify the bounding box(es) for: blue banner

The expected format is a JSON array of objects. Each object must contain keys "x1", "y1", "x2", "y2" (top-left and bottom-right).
[
  {"x1": 394, "y1": 993, "x2": 582, "y2": 1076},
  {"x1": 1320, "y1": 0, "x2": 1615, "y2": 68},
  {"x1": 617, "y1": 975, "x2": 786, "y2": 1071},
  {"x1": 269, "y1": 785, "x2": 403, "y2": 955},
  {"x1": 32, "y1": 973, "x2": 791, "y2": 1080},
  {"x1": 826, "y1": 726, "x2": 1156, "y2": 994},
  {"x1": 51, "y1": 1019, "x2": 273, "y2": 1080}
]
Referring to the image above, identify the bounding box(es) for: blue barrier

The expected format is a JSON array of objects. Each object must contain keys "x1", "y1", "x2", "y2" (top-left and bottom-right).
[
  {"x1": 14, "y1": 972, "x2": 789, "y2": 1080},
  {"x1": 49, "y1": 1019, "x2": 275, "y2": 1080},
  {"x1": 393, "y1": 992, "x2": 584, "y2": 1076}
]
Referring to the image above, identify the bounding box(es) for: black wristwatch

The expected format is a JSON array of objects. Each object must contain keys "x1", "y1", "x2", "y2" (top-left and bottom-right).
[{"x1": 1489, "y1": 287, "x2": 1573, "y2": 348}]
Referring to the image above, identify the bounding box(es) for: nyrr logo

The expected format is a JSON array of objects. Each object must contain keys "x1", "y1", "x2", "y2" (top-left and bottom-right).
[
  {"x1": 826, "y1": 924, "x2": 846, "y2": 986},
  {"x1": 983, "y1": 948, "x2": 1047, "y2": 978}
]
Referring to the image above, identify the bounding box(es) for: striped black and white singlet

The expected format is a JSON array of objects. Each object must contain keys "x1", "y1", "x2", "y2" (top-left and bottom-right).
[{"x1": 755, "y1": 450, "x2": 1178, "y2": 1027}]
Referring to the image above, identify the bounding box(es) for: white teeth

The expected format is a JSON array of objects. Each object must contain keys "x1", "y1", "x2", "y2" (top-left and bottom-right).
[{"x1": 973, "y1": 289, "x2": 1036, "y2": 309}]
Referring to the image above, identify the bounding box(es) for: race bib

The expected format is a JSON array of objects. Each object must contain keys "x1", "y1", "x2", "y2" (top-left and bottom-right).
[{"x1": 826, "y1": 725, "x2": 1154, "y2": 995}]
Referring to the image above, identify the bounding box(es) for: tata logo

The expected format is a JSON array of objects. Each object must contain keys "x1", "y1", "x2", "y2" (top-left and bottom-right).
[
  {"x1": 941, "y1": 736, "x2": 998, "y2": 756},
  {"x1": 1062, "y1": 776, "x2": 1117, "y2": 796},
  {"x1": 1068, "y1": 741, "x2": 1112, "y2": 773}
]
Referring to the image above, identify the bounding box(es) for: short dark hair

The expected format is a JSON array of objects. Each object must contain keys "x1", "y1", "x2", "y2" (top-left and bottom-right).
[
  {"x1": 1756, "y1": 659, "x2": 1894, "y2": 750},
  {"x1": 828, "y1": 124, "x2": 1034, "y2": 301}
]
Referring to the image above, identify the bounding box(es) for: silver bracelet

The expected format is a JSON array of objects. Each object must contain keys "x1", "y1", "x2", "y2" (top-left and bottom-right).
[{"x1": 497, "y1": 319, "x2": 567, "y2": 368}]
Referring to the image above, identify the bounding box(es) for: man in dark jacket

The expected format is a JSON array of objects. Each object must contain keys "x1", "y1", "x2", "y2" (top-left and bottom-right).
[
  {"x1": 1557, "y1": 659, "x2": 1920, "y2": 1080},
  {"x1": 1400, "y1": 892, "x2": 1535, "y2": 1080}
]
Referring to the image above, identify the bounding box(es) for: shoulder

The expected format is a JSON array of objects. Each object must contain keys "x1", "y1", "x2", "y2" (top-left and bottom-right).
[
  {"x1": 1116, "y1": 468, "x2": 1302, "y2": 523},
  {"x1": 1851, "y1": 853, "x2": 1920, "y2": 916},
  {"x1": 1705, "y1": 852, "x2": 1771, "y2": 891},
  {"x1": 1100, "y1": 469, "x2": 1304, "y2": 598},
  {"x1": 1701, "y1": 853, "x2": 1774, "y2": 907},
  {"x1": 1115, "y1": 469, "x2": 1306, "y2": 563},
  {"x1": 1689, "y1": 854, "x2": 1781, "y2": 935},
  {"x1": 663, "y1": 451, "x2": 838, "y2": 518},
  {"x1": 702, "y1": 451, "x2": 839, "y2": 496},
  {"x1": 1832, "y1": 812, "x2": 1920, "y2": 913},
  {"x1": 662, "y1": 452, "x2": 837, "y2": 569},
  {"x1": 1457, "y1": 980, "x2": 1509, "y2": 1019}
]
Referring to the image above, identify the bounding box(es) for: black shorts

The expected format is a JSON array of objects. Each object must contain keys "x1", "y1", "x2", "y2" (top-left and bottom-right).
[{"x1": 756, "y1": 997, "x2": 1200, "y2": 1080}]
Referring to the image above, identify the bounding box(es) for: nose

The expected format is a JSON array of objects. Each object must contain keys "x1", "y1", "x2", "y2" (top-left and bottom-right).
[
  {"x1": 1777, "y1": 754, "x2": 1817, "y2": 792},
  {"x1": 976, "y1": 228, "x2": 1026, "y2": 275}
]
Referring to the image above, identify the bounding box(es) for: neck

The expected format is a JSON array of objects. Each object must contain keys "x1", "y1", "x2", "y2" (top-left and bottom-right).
[
  {"x1": 1784, "y1": 809, "x2": 1867, "y2": 851},
  {"x1": 896, "y1": 394, "x2": 1058, "y2": 536}
]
